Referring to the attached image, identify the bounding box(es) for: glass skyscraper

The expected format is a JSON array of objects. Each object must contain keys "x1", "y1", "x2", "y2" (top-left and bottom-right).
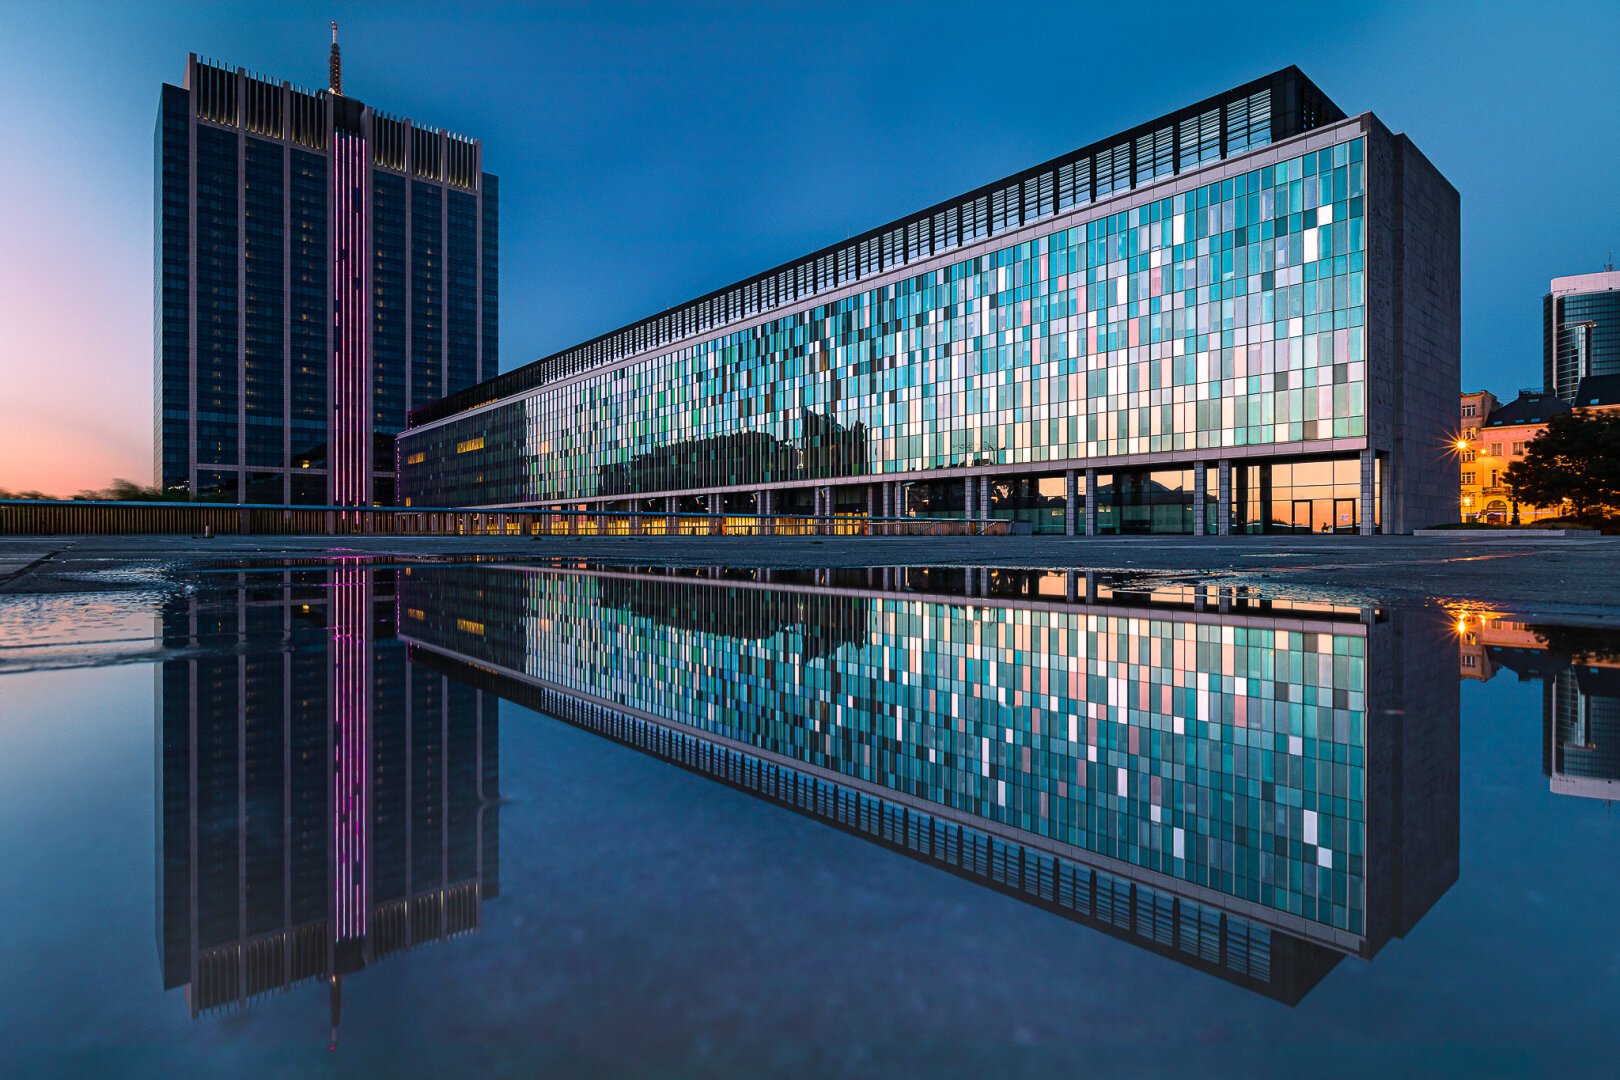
[
  {"x1": 1544, "y1": 270, "x2": 1620, "y2": 402},
  {"x1": 399, "y1": 68, "x2": 1457, "y2": 534},
  {"x1": 155, "y1": 48, "x2": 498, "y2": 505}
]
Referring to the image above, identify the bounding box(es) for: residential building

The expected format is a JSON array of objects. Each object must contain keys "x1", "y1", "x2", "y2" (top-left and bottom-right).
[
  {"x1": 397, "y1": 68, "x2": 1459, "y2": 535},
  {"x1": 1456, "y1": 389, "x2": 1496, "y2": 521},
  {"x1": 155, "y1": 34, "x2": 497, "y2": 505},
  {"x1": 1467, "y1": 389, "x2": 1570, "y2": 523},
  {"x1": 1458, "y1": 378, "x2": 1620, "y2": 522},
  {"x1": 1545, "y1": 270, "x2": 1620, "y2": 402}
]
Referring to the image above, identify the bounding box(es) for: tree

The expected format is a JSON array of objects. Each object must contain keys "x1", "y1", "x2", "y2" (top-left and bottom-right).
[
  {"x1": 1504, "y1": 412, "x2": 1620, "y2": 519},
  {"x1": 69, "y1": 478, "x2": 182, "y2": 502}
]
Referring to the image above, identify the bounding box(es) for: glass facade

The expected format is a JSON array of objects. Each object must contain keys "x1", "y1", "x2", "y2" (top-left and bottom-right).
[
  {"x1": 154, "y1": 57, "x2": 496, "y2": 505},
  {"x1": 410, "y1": 179, "x2": 443, "y2": 409},
  {"x1": 289, "y1": 148, "x2": 329, "y2": 475},
  {"x1": 154, "y1": 85, "x2": 190, "y2": 495},
  {"x1": 194, "y1": 124, "x2": 239, "y2": 498},
  {"x1": 1545, "y1": 280, "x2": 1620, "y2": 402},
  {"x1": 402, "y1": 137, "x2": 1369, "y2": 514},
  {"x1": 243, "y1": 137, "x2": 285, "y2": 474}
]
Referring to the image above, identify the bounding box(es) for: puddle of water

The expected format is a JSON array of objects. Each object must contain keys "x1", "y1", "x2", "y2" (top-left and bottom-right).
[{"x1": 0, "y1": 561, "x2": 1615, "y2": 1074}]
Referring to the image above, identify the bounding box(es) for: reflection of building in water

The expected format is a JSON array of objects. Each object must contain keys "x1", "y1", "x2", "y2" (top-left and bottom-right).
[
  {"x1": 404, "y1": 565, "x2": 1457, "y2": 1004},
  {"x1": 1458, "y1": 612, "x2": 1620, "y2": 801},
  {"x1": 155, "y1": 563, "x2": 499, "y2": 1032}
]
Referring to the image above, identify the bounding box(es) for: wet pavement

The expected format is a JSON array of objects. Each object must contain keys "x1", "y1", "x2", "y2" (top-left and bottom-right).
[
  {"x1": 4, "y1": 532, "x2": 1620, "y2": 625},
  {"x1": 1, "y1": 555, "x2": 1617, "y2": 1075}
]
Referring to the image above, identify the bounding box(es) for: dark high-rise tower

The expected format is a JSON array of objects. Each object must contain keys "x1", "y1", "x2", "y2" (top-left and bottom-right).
[
  {"x1": 1544, "y1": 271, "x2": 1620, "y2": 402},
  {"x1": 155, "y1": 39, "x2": 498, "y2": 505}
]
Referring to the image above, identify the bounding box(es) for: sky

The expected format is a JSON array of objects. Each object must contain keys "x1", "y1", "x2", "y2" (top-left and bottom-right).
[{"x1": 1, "y1": 0, "x2": 1616, "y2": 495}]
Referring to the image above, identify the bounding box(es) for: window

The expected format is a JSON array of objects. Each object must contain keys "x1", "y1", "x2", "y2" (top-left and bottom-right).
[
  {"x1": 1462, "y1": 654, "x2": 1477, "y2": 668},
  {"x1": 1488, "y1": 444, "x2": 1501, "y2": 457},
  {"x1": 1462, "y1": 471, "x2": 1475, "y2": 485},
  {"x1": 1462, "y1": 451, "x2": 1476, "y2": 463},
  {"x1": 1462, "y1": 404, "x2": 1477, "y2": 418},
  {"x1": 1464, "y1": 427, "x2": 1478, "y2": 439},
  {"x1": 1512, "y1": 441, "x2": 1526, "y2": 455},
  {"x1": 456, "y1": 436, "x2": 485, "y2": 454}
]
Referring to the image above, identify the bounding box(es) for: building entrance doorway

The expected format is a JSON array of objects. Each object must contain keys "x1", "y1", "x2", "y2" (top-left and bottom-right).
[
  {"x1": 1333, "y1": 498, "x2": 1358, "y2": 534},
  {"x1": 1291, "y1": 499, "x2": 1314, "y2": 534}
]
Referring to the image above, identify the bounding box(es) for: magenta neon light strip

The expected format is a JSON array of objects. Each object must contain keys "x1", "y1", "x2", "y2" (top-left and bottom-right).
[
  {"x1": 331, "y1": 561, "x2": 372, "y2": 941},
  {"x1": 331, "y1": 132, "x2": 370, "y2": 509}
]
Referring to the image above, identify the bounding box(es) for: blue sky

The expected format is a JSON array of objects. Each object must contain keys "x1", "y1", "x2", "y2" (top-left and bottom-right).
[{"x1": 2, "y1": 0, "x2": 1617, "y2": 490}]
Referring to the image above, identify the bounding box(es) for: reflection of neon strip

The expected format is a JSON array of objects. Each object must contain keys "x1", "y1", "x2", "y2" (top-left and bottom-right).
[
  {"x1": 332, "y1": 560, "x2": 371, "y2": 941},
  {"x1": 332, "y1": 133, "x2": 369, "y2": 509}
]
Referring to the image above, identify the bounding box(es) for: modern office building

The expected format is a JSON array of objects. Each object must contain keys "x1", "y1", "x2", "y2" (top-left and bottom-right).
[
  {"x1": 1544, "y1": 270, "x2": 1620, "y2": 402},
  {"x1": 399, "y1": 68, "x2": 1457, "y2": 534},
  {"x1": 155, "y1": 35, "x2": 498, "y2": 505},
  {"x1": 401, "y1": 563, "x2": 1458, "y2": 1003},
  {"x1": 155, "y1": 563, "x2": 500, "y2": 1030}
]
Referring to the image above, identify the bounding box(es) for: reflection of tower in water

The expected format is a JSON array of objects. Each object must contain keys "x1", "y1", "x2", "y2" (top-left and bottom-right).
[
  {"x1": 1455, "y1": 612, "x2": 1620, "y2": 802},
  {"x1": 155, "y1": 563, "x2": 499, "y2": 1038},
  {"x1": 1547, "y1": 666, "x2": 1620, "y2": 800}
]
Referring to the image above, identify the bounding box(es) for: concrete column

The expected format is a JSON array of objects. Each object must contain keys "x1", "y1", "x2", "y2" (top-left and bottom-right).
[
  {"x1": 964, "y1": 475, "x2": 976, "y2": 520},
  {"x1": 1084, "y1": 570, "x2": 1098, "y2": 604},
  {"x1": 567, "y1": 508, "x2": 577, "y2": 536},
  {"x1": 1064, "y1": 469, "x2": 1078, "y2": 536},
  {"x1": 1193, "y1": 466, "x2": 1207, "y2": 537},
  {"x1": 1359, "y1": 448, "x2": 1377, "y2": 536},
  {"x1": 1217, "y1": 460, "x2": 1233, "y2": 536},
  {"x1": 979, "y1": 476, "x2": 991, "y2": 524},
  {"x1": 1064, "y1": 569, "x2": 1078, "y2": 603},
  {"x1": 880, "y1": 482, "x2": 891, "y2": 518},
  {"x1": 666, "y1": 495, "x2": 678, "y2": 536},
  {"x1": 1084, "y1": 469, "x2": 1099, "y2": 536}
]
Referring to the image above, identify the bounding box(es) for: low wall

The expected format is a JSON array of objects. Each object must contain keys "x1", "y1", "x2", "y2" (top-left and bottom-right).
[{"x1": 0, "y1": 500, "x2": 1009, "y2": 538}]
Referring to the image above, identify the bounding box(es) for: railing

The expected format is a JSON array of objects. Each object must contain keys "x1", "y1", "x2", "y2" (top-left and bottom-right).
[{"x1": 0, "y1": 499, "x2": 1010, "y2": 538}]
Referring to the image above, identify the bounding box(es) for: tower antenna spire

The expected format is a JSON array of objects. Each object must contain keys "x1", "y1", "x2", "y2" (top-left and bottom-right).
[{"x1": 328, "y1": 20, "x2": 343, "y2": 95}]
